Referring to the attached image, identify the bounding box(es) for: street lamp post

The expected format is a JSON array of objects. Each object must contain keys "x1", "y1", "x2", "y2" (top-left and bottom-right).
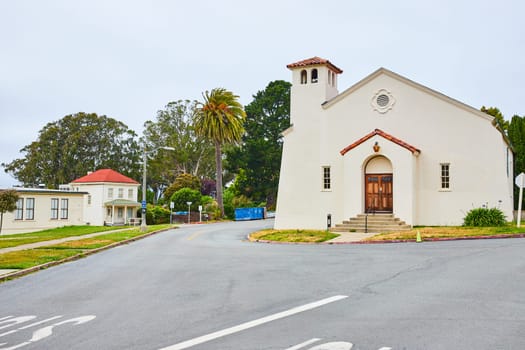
[
  {"x1": 187, "y1": 201, "x2": 192, "y2": 224},
  {"x1": 141, "y1": 146, "x2": 175, "y2": 232}
]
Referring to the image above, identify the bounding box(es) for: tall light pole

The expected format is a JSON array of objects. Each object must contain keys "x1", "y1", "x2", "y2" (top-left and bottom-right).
[
  {"x1": 186, "y1": 201, "x2": 192, "y2": 224},
  {"x1": 141, "y1": 146, "x2": 175, "y2": 232}
]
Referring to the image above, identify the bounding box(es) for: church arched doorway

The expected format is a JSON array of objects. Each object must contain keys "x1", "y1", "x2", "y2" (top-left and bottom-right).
[{"x1": 364, "y1": 156, "x2": 393, "y2": 213}]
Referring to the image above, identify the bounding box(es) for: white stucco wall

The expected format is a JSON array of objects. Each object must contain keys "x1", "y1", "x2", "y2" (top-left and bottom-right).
[
  {"x1": 275, "y1": 63, "x2": 513, "y2": 229},
  {"x1": 1, "y1": 190, "x2": 85, "y2": 235}
]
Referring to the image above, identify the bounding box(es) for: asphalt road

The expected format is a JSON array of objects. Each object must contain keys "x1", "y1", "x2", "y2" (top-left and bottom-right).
[{"x1": 1, "y1": 220, "x2": 524, "y2": 350}]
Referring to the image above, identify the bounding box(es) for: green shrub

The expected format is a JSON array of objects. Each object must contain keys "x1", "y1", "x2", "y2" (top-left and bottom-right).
[
  {"x1": 146, "y1": 204, "x2": 171, "y2": 224},
  {"x1": 170, "y1": 188, "x2": 202, "y2": 211},
  {"x1": 463, "y1": 207, "x2": 506, "y2": 227}
]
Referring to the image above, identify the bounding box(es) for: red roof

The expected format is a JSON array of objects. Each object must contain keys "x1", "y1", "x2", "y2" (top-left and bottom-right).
[
  {"x1": 71, "y1": 169, "x2": 139, "y2": 184},
  {"x1": 287, "y1": 56, "x2": 343, "y2": 74},
  {"x1": 340, "y1": 129, "x2": 420, "y2": 156}
]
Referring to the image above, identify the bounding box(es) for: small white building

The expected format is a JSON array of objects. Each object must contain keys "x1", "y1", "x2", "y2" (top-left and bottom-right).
[
  {"x1": 70, "y1": 169, "x2": 141, "y2": 226},
  {"x1": 275, "y1": 57, "x2": 514, "y2": 230},
  {"x1": 1, "y1": 188, "x2": 86, "y2": 235}
]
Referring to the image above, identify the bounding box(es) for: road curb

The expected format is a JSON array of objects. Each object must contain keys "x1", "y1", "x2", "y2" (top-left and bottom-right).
[
  {"x1": 0, "y1": 227, "x2": 175, "y2": 282},
  {"x1": 247, "y1": 233, "x2": 525, "y2": 245}
]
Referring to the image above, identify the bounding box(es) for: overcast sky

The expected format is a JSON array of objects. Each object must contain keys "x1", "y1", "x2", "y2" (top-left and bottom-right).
[{"x1": 1, "y1": 0, "x2": 524, "y2": 187}]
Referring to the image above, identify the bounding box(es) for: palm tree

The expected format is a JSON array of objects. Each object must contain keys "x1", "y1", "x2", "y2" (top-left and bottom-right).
[{"x1": 194, "y1": 88, "x2": 246, "y2": 217}]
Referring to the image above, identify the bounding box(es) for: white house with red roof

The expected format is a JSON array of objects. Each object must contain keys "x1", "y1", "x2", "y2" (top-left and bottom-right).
[
  {"x1": 70, "y1": 169, "x2": 141, "y2": 226},
  {"x1": 275, "y1": 57, "x2": 514, "y2": 230}
]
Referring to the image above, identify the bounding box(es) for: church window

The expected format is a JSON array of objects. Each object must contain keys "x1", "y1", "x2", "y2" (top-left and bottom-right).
[
  {"x1": 440, "y1": 163, "x2": 450, "y2": 189},
  {"x1": 311, "y1": 69, "x2": 318, "y2": 83},
  {"x1": 376, "y1": 94, "x2": 390, "y2": 107},
  {"x1": 322, "y1": 166, "x2": 331, "y2": 190},
  {"x1": 300, "y1": 70, "x2": 307, "y2": 84},
  {"x1": 371, "y1": 89, "x2": 395, "y2": 114},
  {"x1": 328, "y1": 71, "x2": 331, "y2": 85}
]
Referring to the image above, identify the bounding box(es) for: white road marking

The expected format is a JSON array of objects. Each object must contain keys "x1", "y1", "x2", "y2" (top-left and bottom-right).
[
  {"x1": 309, "y1": 342, "x2": 353, "y2": 350},
  {"x1": 377, "y1": 348, "x2": 392, "y2": 350},
  {"x1": 285, "y1": 338, "x2": 322, "y2": 350},
  {"x1": 0, "y1": 316, "x2": 63, "y2": 338},
  {"x1": 29, "y1": 316, "x2": 96, "y2": 342},
  {"x1": 159, "y1": 295, "x2": 349, "y2": 350},
  {"x1": 0, "y1": 318, "x2": 11, "y2": 322},
  {"x1": 0, "y1": 315, "x2": 96, "y2": 350},
  {"x1": 0, "y1": 317, "x2": 36, "y2": 331}
]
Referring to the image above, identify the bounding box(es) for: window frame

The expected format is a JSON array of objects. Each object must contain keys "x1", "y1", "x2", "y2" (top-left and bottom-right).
[
  {"x1": 51, "y1": 198, "x2": 59, "y2": 220},
  {"x1": 26, "y1": 198, "x2": 35, "y2": 220},
  {"x1": 440, "y1": 163, "x2": 451, "y2": 191},
  {"x1": 322, "y1": 166, "x2": 331, "y2": 191},
  {"x1": 15, "y1": 198, "x2": 24, "y2": 220},
  {"x1": 60, "y1": 198, "x2": 69, "y2": 219}
]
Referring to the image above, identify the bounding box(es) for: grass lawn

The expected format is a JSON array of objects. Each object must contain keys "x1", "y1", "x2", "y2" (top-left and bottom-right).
[
  {"x1": 365, "y1": 224, "x2": 525, "y2": 241},
  {"x1": 0, "y1": 224, "x2": 174, "y2": 270},
  {"x1": 250, "y1": 229, "x2": 339, "y2": 243},
  {"x1": 0, "y1": 225, "x2": 121, "y2": 249}
]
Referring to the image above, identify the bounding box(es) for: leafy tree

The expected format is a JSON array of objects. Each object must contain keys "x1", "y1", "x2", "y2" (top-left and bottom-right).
[
  {"x1": 194, "y1": 88, "x2": 246, "y2": 217},
  {"x1": 2, "y1": 113, "x2": 140, "y2": 188},
  {"x1": 143, "y1": 100, "x2": 215, "y2": 201},
  {"x1": 163, "y1": 173, "x2": 201, "y2": 202},
  {"x1": 508, "y1": 114, "x2": 525, "y2": 208},
  {"x1": 0, "y1": 189, "x2": 19, "y2": 234},
  {"x1": 170, "y1": 188, "x2": 202, "y2": 211},
  {"x1": 481, "y1": 106, "x2": 508, "y2": 132},
  {"x1": 226, "y1": 80, "x2": 291, "y2": 208}
]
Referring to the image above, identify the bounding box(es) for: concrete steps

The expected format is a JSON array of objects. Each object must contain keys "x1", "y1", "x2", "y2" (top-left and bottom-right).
[{"x1": 332, "y1": 213, "x2": 411, "y2": 233}]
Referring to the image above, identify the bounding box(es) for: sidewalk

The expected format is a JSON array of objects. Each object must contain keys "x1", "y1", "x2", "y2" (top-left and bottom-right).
[
  {"x1": 326, "y1": 231, "x2": 378, "y2": 243},
  {"x1": 0, "y1": 228, "x2": 132, "y2": 255}
]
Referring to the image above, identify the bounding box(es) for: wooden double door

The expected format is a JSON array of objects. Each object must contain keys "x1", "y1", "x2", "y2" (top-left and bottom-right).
[{"x1": 365, "y1": 173, "x2": 393, "y2": 213}]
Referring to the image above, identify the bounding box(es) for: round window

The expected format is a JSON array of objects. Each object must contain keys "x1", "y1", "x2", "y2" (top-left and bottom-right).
[{"x1": 376, "y1": 94, "x2": 390, "y2": 107}]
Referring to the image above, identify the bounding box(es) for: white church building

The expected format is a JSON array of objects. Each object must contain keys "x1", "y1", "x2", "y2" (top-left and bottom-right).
[{"x1": 275, "y1": 57, "x2": 514, "y2": 230}]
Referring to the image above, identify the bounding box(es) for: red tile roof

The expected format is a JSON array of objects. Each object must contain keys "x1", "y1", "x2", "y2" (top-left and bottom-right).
[
  {"x1": 287, "y1": 56, "x2": 343, "y2": 74},
  {"x1": 340, "y1": 129, "x2": 421, "y2": 156},
  {"x1": 71, "y1": 169, "x2": 139, "y2": 184}
]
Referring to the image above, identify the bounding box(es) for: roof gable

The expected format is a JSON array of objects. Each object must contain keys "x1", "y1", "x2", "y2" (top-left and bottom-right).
[
  {"x1": 71, "y1": 169, "x2": 139, "y2": 184},
  {"x1": 323, "y1": 67, "x2": 493, "y2": 123},
  {"x1": 340, "y1": 129, "x2": 420, "y2": 156}
]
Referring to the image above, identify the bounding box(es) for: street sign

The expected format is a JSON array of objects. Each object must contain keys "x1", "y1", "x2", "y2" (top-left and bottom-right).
[
  {"x1": 141, "y1": 200, "x2": 147, "y2": 209},
  {"x1": 516, "y1": 173, "x2": 525, "y2": 188}
]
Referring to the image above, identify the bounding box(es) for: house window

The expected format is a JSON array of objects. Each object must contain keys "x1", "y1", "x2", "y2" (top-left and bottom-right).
[
  {"x1": 108, "y1": 188, "x2": 113, "y2": 199},
  {"x1": 117, "y1": 208, "x2": 124, "y2": 218},
  {"x1": 51, "y1": 198, "x2": 59, "y2": 220},
  {"x1": 311, "y1": 69, "x2": 318, "y2": 83},
  {"x1": 300, "y1": 70, "x2": 307, "y2": 84},
  {"x1": 87, "y1": 195, "x2": 92, "y2": 205},
  {"x1": 15, "y1": 198, "x2": 23, "y2": 220},
  {"x1": 118, "y1": 188, "x2": 124, "y2": 199},
  {"x1": 61, "y1": 199, "x2": 69, "y2": 219},
  {"x1": 26, "y1": 198, "x2": 35, "y2": 220},
  {"x1": 128, "y1": 189, "x2": 134, "y2": 199},
  {"x1": 441, "y1": 163, "x2": 450, "y2": 189},
  {"x1": 322, "y1": 166, "x2": 331, "y2": 190}
]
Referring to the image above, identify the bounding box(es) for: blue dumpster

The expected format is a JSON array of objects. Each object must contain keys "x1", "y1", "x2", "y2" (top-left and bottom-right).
[{"x1": 234, "y1": 207, "x2": 266, "y2": 221}]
